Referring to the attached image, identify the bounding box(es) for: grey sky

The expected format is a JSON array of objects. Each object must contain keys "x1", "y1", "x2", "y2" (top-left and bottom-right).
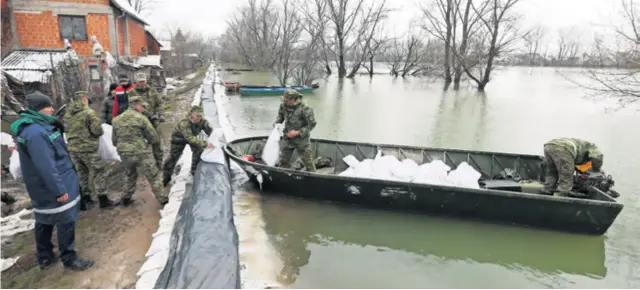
[{"x1": 145, "y1": 0, "x2": 622, "y2": 44}]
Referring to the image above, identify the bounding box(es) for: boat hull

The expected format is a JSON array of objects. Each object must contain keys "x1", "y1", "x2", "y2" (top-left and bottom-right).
[{"x1": 224, "y1": 136, "x2": 624, "y2": 235}]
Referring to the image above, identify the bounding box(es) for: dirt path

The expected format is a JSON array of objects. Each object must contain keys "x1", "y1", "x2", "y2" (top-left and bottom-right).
[{"x1": 1, "y1": 77, "x2": 201, "y2": 289}]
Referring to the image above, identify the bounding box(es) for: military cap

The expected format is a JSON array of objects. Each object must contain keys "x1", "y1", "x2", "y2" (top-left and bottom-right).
[
  {"x1": 73, "y1": 91, "x2": 88, "y2": 101},
  {"x1": 190, "y1": 105, "x2": 204, "y2": 115},
  {"x1": 283, "y1": 89, "x2": 300, "y2": 98},
  {"x1": 135, "y1": 72, "x2": 147, "y2": 82},
  {"x1": 129, "y1": 96, "x2": 149, "y2": 108}
]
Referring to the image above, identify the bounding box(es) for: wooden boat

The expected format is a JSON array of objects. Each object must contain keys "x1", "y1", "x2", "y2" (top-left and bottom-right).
[
  {"x1": 239, "y1": 84, "x2": 318, "y2": 96},
  {"x1": 223, "y1": 136, "x2": 624, "y2": 235}
]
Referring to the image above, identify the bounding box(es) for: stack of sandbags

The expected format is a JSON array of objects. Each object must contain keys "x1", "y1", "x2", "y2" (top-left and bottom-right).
[{"x1": 338, "y1": 151, "x2": 482, "y2": 189}]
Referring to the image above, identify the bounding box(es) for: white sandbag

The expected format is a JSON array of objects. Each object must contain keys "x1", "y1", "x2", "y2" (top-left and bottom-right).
[
  {"x1": 261, "y1": 124, "x2": 283, "y2": 167},
  {"x1": 338, "y1": 167, "x2": 356, "y2": 177},
  {"x1": 1, "y1": 257, "x2": 19, "y2": 272},
  {"x1": 137, "y1": 250, "x2": 168, "y2": 276},
  {"x1": 371, "y1": 154, "x2": 402, "y2": 180},
  {"x1": 200, "y1": 129, "x2": 226, "y2": 164},
  {"x1": 145, "y1": 233, "x2": 170, "y2": 258},
  {"x1": 98, "y1": 124, "x2": 121, "y2": 162},
  {"x1": 8, "y1": 151, "x2": 21, "y2": 179},
  {"x1": 136, "y1": 268, "x2": 163, "y2": 289},
  {"x1": 446, "y1": 162, "x2": 481, "y2": 189},
  {"x1": 353, "y1": 159, "x2": 374, "y2": 178},
  {"x1": 343, "y1": 155, "x2": 360, "y2": 168},
  {"x1": 412, "y1": 160, "x2": 451, "y2": 186},
  {"x1": 0, "y1": 132, "x2": 15, "y2": 147},
  {"x1": 392, "y1": 159, "x2": 420, "y2": 181}
]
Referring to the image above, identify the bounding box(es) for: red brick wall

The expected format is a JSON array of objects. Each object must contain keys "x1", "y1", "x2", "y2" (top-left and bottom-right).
[
  {"x1": 1, "y1": 0, "x2": 7, "y2": 9},
  {"x1": 146, "y1": 33, "x2": 160, "y2": 55},
  {"x1": 127, "y1": 18, "x2": 145, "y2": 56},
  {"x1": 14, "y1": 11, "x2": 111, "y2": 56}
]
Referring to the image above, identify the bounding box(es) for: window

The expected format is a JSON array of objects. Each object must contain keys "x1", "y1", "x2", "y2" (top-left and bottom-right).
[
  {"x1": 58, "y1": 15, "x2": 87, "y2": 41},
  {"x1": 89, "y1": 66, "x2": 100, "y2": 81}
]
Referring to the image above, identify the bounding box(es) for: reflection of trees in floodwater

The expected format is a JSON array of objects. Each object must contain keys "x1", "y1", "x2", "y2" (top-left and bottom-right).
[
  {"x1": 259, "y1": 194, "x2": 607, "y2": 286},
  {"x1": 429, "y1": 90, "x2": 488, "y2": 149},
  {"x1": 259, "y1": 195, "x2": 313, "y2": 286}
]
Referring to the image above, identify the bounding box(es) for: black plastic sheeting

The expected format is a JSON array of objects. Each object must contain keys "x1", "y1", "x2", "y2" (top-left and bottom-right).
[
  {"x1": 154, "y1": 81, "x2": 241, "y2": 289},
  {"x1": 154, "y1": 161, "x2": 241, "y2": 289}
]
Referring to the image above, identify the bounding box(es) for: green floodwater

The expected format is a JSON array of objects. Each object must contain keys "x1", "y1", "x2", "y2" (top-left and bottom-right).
[{"x1": 220, "y1": 66, "x2": 639, "y2": 288}]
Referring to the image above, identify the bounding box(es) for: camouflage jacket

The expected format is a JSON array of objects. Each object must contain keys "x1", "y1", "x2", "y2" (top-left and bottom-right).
[
  {"x1": 545, "y1": 137, "x2": 603, "y2": 170},
  {"x1": 130, "y1": 86, "x2": 164, "y2": 120},
  {"x1": 170, "y1": 116, "x2": 213, "y2": 149},
  {"x1": 112, "y1": 108, "x2": 160, "y2": 156},
  {"x1": 274, "y1": 98, "x2": 316, "y2": 142},
  {"x1": 62, "y1": 101, "x2": 103, "y2": 152}
]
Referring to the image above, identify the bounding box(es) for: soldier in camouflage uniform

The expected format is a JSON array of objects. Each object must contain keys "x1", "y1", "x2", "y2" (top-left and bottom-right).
[
  {"x1": 542, "y1": 137, "x2": 604, "y2": 197},
  {"x1": 162, "y1": 106, "x2": 214, "y2": 187},
  {"x1": 273, "y1": 89, "x2": 317, "y2": 172},
  {"x1": 63, "y1": 91, "x2": 119, "y2": 208},
  {"x1": 130, "y1": 72, "x2": 165, "y2": 169},
  {"x1": 112, "y1": 96, "x2": 167, "y2": 206}
]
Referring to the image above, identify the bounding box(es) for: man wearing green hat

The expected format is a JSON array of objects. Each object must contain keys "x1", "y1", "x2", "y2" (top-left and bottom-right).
[
  {"x1": 273, "y1": 89, "x2": 317, "y2": 172},
  {"x1": 162, "y1": 105, "x2": 214, "y2": 187},
  {"x1": 112, "y1": 96, "x2": 167, "y2": 206},
  {"x1": 63, "y1": 91, "x2": 119, "y2": 208}
]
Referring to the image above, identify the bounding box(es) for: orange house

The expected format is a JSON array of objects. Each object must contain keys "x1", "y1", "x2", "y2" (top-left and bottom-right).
[{"x1": 1, "y1": 0, "x2": 159, "y2": 59}]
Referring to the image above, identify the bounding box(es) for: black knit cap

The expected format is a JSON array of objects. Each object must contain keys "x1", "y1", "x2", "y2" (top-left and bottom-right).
[
  {"x1": 25, "y1": 91, "x2": 53, "y2": 112},
  {"x1": 109, "y1": 83, "x2": 118, "y2": 92},
  {"x1": 118, "y1": 74, "x2": 129, "y2": 82}
]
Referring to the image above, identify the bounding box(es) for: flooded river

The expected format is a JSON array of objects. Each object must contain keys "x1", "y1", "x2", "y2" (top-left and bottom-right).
[{"x1": 221, "y1": 66, "x2": 639, "y2": 288}]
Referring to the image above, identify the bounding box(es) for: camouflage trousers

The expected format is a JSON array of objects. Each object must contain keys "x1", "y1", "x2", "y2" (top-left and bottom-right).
[
  {"x1": 162, "y1": 142, "x2": 204, "y2": 185},
  {"x1": 121, "y1": 152, "x2": 167, "y2": 204},
  {"x1": 543, "y1": 144, "x2": 575, "y2": 196},
  {"x1": 69, "y1": 151, "x2": 108, "y2": 197},
  {"x1": 153, "y1": 126, "x2": 164, "y2": 170},
  {"x1": 278, "y1": 139, "x2": 316, "y2": 172}
]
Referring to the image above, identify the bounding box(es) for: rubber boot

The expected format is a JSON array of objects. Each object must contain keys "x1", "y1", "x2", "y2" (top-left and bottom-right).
[
  {"x1": 98, "y1": 195, "x2": 119, "y2": 208},
  {"x1": 63, "y1": 255, "x2": 95, "y2": 271},
  {"x1": 163, "y1": 174, "x2": 171, "y2": 188},
  {"x1": 80, "y1": 195, "x2": 95, "y2": 211},
  {"x1": 120, "y1": 197, "x2": 135, "y2": 207}
]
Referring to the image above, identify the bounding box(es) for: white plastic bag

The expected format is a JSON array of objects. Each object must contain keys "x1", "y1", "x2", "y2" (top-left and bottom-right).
[
  {"x1": 98, "y1": 124, "x2": 121, "y2": 162},
  {"x1": 200, "y1": 129, "x2": 226, "y2": 164},
  {"x1": 353, "y1": 159, "x2": 374, "y2": 178},
  {"x1": 412, "y1": 160, "x2": 451, "y2": 186},
  {"x1": 392, "y1": 159, "x2": 420, "y2": 181},
  {"x1": 446, "y1": 162, "x2": 481, "y2": 189},
  {"x1": 0, "y1": 132, "x2": 15, "y2": 147},
  {"x1": 8, "y1": 151, "x2": 21, "y2": 179},
  {"x1": 261, "y1": 124, "x2": 283, "y2": 167},
  {"x1": 343, "y1": 155, "x2": 360, "y2": 168},
  {"x1": 371, "y1": 153, "x2": 401, "y2": 180}
]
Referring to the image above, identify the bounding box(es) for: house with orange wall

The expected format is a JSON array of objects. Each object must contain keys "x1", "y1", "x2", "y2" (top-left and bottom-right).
[{"x1": 1, "y1": 0, "x2": 160, "y2": 59}]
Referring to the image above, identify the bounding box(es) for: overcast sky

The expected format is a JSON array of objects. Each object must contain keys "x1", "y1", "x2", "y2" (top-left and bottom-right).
[{"x1": 144, "y1": 0, "x2": 623, "y2": 46}]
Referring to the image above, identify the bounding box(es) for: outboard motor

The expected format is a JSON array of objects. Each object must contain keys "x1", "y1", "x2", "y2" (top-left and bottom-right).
[{"x1": 571, "y1": 171, "x2": 620, "y2": 199}]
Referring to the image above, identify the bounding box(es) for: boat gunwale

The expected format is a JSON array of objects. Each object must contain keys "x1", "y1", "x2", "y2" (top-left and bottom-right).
[{"x1": 224, "y1": 136, "x2": 623, "y2": 209}]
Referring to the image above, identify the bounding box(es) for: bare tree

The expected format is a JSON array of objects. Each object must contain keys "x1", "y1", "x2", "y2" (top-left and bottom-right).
[
  {"x1": 453, "y1": 0, "x2": 525, "y2": 92},
  {"x1": 420, "y1": 0, "x2": 456, "y2": 85},
  {"x1": 320, "y1": 0, "x2": 389, "y2": 78},
  {"x1": 126, "y1": 0, "x2": 158, "y2": 16},
  {"x1": 385, "y1": 35, "x2": 426, "y2": 77},
  {"x1": 567, "y1": 0, "x2": 640, "y2": 108},
  {"x1": 522, "y1": 24, "x2": 546, "y2": 66}
]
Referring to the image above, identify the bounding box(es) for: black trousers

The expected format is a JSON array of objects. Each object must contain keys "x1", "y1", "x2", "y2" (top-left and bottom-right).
[{"x1": 34, "y1": 221, "x2": 77, "y2": 264}]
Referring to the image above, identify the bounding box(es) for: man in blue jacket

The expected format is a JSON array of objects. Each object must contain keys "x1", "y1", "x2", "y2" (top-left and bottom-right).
[{"x1": 11, "y1": 91, "x2": 94, "y2": 271}]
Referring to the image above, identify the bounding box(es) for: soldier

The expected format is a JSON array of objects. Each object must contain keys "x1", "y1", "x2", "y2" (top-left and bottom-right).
[
  {"x1": 162, "y1": 106, "x2": 214, "y2": 187},
  {"x1": 542, "y1": 137, "x2": 604, "y2": 197},
  {"x1": 112, "y1": 96, "x2": 167, "y2": 206},
  {"x1": 131, "y1": 72, "x2": 164, "y2": 128},
  {"x1": 130, "y1": 72, "x2": 164, "y2": 169},
  {"x1": 272, "y1": 89, "x2": 317, "y2": 172},
  {"x1": 63, "y1": 91, "x2": 118, "y2": 208}
]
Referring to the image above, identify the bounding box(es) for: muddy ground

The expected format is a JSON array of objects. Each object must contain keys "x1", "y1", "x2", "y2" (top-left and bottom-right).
[{"x1": 0, "y1": 72, "x2": 204, "y2": 289}]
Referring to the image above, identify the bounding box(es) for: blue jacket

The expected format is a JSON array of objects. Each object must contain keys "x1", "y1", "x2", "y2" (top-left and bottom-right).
[{"x1": 16, "y1": 123, "x2": 80, "y2": 225}]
